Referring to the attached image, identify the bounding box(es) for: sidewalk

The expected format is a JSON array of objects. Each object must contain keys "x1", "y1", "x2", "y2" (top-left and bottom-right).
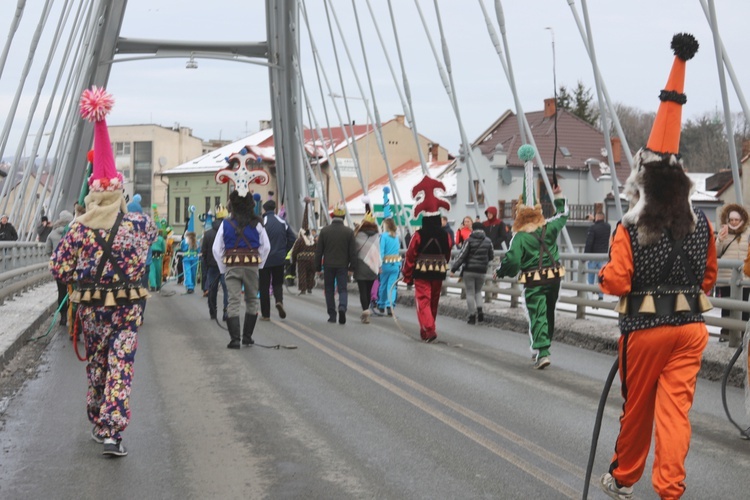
[{"x1": 395, "y1": 288, "x2": 747, "y2": 388}]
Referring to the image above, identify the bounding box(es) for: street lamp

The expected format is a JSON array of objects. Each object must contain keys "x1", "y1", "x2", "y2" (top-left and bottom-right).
[{"x1": 328, "y1": 92, "x2": 371, "y2": 186}]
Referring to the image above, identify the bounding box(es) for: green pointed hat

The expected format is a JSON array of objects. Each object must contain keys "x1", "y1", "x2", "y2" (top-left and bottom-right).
[{"x1": 518, "y1": 144, "x2": 536, "y2": 206}]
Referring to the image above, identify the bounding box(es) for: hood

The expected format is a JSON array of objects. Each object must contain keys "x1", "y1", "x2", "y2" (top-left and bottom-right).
[
  {"x1": 719, "y1": 203, "x2": 749, "y2": 234},
  {"x1": 469, "y1": 229, "x2": 488, "y2": 241}
]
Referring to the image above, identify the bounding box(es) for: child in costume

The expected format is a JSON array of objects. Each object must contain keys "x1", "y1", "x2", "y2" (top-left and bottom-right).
[
  {"x1": 598, "y1": 34, "x2": 717, "y2": 500},
  {"x1": 50, "y1": 87, "x2": 157, "y2": 457},
  {"x1": 378, "y1": 216, "x2": 401, "y2": 316},
  {"x1": 212, "y1": 148, "x2": 271, "y2": 348},
  {"x1": 401, "y1": 176, "x2": 453, "y2": 342},
  {"x1": 495, "y1": 144, "x2": 568, "y2": 370},
  {"x1": 180, "y1": 206, "x2": 200, "y2": 293}
]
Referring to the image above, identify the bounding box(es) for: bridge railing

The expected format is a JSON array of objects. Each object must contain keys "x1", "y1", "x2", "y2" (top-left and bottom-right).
[{"x1": 0, "y1": 242, "x2": 52, "y2": 306}]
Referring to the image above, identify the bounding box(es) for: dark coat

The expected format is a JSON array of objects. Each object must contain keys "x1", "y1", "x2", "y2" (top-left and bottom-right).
[
  {"x1": 263, "y1": 211, "x2": 296, "y2": 267},
  {"x1": 584, "y1": 220, "x2": 612, "y2": 254},
  {"x1": 201, "y1": 219, "x2": 222, "y2": 269},
  {"x1": 0, "y1": 222, "x2": 18, "y2": 241},
  {"x1": 451, "y1": 229, "x2": 494, "y2": 275},
  {"x1": 315, "y1": 218, "x2": 357, "y2": 271}
]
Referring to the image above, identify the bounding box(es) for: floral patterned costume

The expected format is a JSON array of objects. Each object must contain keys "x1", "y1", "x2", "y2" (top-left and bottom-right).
[{"x1": 50, "y1": 212, "x2": 157, "y2": 441}]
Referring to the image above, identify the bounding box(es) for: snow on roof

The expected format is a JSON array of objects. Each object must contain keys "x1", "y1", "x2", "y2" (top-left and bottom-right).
[
  {"x1": 164, "y1": 129, "x2": 275, "y2": 175},
  {"x1": 345, "y1": 160, "x2": 454, "y2": 215}
]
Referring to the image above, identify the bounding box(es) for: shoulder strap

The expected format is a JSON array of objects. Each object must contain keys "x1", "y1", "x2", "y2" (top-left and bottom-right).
[
  {"x1": 91, "y1": 213, "x2": 131, "y2": 284},
  {"x1": 531, "y1": 225, "x2": 556, "y2": 269},
  {"x1": 718, "y1": 233, "x2": 740, "y2": 259},
  {"x1": 226, "y1": 219, "x2": 255, "y2": 249}
]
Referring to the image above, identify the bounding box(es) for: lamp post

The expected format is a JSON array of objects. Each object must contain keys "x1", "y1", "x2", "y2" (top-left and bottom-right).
[{"x1": 328, "y1": 92, "x2": 371, "y2": 186}]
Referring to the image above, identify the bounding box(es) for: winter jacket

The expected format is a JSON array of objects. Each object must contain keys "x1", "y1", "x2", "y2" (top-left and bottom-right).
[
  {"x1": 353, "y1": 228, "x2": 381, "y2": 281},
  {"x1": 455, "y1": 226, "x2": 472, "y2": 247},
  {"x1": 584, "y1": 220, "x2": 612, "y2": 254},
  {"x1": 201, "y1": 219, "x2": 222, "y2": 269},
  {"x1": 451, "y1": 229, "x2": 494, "y2": 276},
  {"x1": 0, "y1": 222, "x2": 18, "y2": 241},
  {"x1": 482, "y1": 207, "x2": 510, "y2": 249},
  {"x1": 263, "y1": 211, "x2": 296, "y2": 267},
  {"x1": 315, "y1": 218, "x2": 357, "y2": 271}
]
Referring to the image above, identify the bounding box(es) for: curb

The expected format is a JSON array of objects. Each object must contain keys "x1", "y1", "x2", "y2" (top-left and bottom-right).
[{"x1": 0, "y1": 301, "x2": 58, "y2": 372}]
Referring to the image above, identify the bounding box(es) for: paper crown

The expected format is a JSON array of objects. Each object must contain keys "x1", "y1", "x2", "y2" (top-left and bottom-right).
[
  {"x1": 186, "y1": 205, "x2": 196, "y2": 233},
  {"x1": 79, "y1": 87, "x2": 123, "y2": 192},
  {"x1": 215, "y1": 147, "x2": 269, "y2": 197},
  {"x1": 215, "y1": 205, "x2": 229, "y2": 219},
  {"x1": 362, "y1": 212, "x2": 377, "y2": 225},
  {"x1": 382, "y1": 186, "x2": 392, "y2": 219},
  {"x1": 332, "y1": 203, "x2": 346, "y2": 218},
  {"x1": 411, "y1": 175, "x2": 450, "y2": 217},
  {"x1": 127, "y1": 193, "x2": 143, "y2": 213},
  {"x1": 646, "y1": 33, "x2": 699, "y2": 156},
  {"x1": 518, "y1": 144, "x2": 537, "y2": 207}
]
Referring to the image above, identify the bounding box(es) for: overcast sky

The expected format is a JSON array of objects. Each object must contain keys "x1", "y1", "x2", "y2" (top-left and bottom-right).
[{"x1": 2, "y1": 0, "x2": 749, "y2": 159}]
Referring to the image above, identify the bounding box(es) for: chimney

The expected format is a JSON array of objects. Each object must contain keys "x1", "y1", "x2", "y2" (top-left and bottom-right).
[
  {"x1": 259, "y1": 119, "x2": 272, "y2": 131},
  {"x1": 610, "y1": 137, "x2": 621, "y2": 164},
  {"x1": 395, "y1": 114, "x2": 405, "y2": 125},
  {"x1": 430, "y1": 143, "x2": 439, "y2": 162},
  {"x1": 544, "y1": 98, "x2": 556, "y2": 118}
]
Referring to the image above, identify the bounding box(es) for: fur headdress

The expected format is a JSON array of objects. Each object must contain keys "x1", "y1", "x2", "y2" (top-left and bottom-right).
[
  {"x1": 512, "y1": 144, "x2": 545, "y2": 233},
  {"x1": 622, "y1": 33, "x2": 699, "y2": 246}
]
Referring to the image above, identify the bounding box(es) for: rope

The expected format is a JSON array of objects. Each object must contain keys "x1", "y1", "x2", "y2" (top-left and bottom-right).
[{"x1": 720, "y1": 320, "x2": 750, "y2": 440}]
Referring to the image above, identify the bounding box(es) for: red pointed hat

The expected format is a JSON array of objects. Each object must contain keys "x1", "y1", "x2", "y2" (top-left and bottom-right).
[
  {"x1": 646, "y1": 33, "x2": 699, "y2": 156},
  {"x1": 79, "y1": 86, "x2": 123, "y2": 192},
  {"x1": 411, "y1": 175, "x2": 450, "y2": 216}
]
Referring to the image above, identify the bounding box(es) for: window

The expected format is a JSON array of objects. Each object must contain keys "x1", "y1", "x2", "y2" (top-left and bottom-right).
[
  {"x1": 114, "y1": 142, "x2": 131, "y2": 156},
  {"x1": 184, "y1": 197, "x2": 190, "y2": 224},
  {"x1": 214, "y1": 196, "x2": 221, "y2": 209},
  {"x1": 469, "y1": 180, "x2": 485, "y2": 205},
  {"x1": 133, "y1": 141, "x2": 153, "y2": 207},
  {"x1": 175, "y1": 197, "x2": 181, "y2": 224},
  {"x1": 205, "y1": 197, "x2": 211, "y2": 214},
  {"x1": 559, "y1": 146, "x2": 572, "y2": 158}
]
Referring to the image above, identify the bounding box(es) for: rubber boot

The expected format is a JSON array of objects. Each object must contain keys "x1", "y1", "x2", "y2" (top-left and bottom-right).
[
  {"x1": 226, "y1": 317, "x2": 241, "y2": 349},
  {"x1": 467, "y1": 314, "x2": 476, "y2": 325},
  {"x1": 242, "y1": 313, "x2": 257, "y2": 345},
  {"x1": 477, "y1": 308, "x2": 484, "y2": 323}
]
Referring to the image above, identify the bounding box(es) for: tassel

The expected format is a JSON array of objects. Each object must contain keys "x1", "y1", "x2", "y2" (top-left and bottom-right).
[
  {"x1": 547, "y1": 268, "x2": 556, "y2": 279},
  {"x1": 116, "y1": 289, "x2": 127, "y2": 299},
  {"x1": 129, "y1": 288, "x2": 140, "y2": 301},
  {"x1": 428, "y1": 262, "x2": 434, "y2": 272},
  {"x1": 104, "y1": 291, "x2": 116, "y2": 307},
  {"x1": 518, "y1": 273, "x2": 527, "y2": 284},
  {"x1": 674, "y1": 293, "x2": 691, "y2": 313},
  {"x1": 81, "y1": 290, "x2": 92, "y2": 303},
  {"x1": 70, "y1": 290, "x2": 82, "y2": 303},
  {"x1": 558, "y1": 267, "x2": 565, "y2": 277},
  {"x1": 698, "y1": 291, "x2": 713, "y2": 312},
  {"x1": 92, "y1": 289, "x2": 102, "y2": 301},
  {"x1": 532, "y1": 271, "x2": 541, "y2": 282},
  {"x1": 139, "y1": 287, "x2": 151, "y2": 298},
  {"x1": 614, "y1": 296, "x2": 628, "y2": 314},
  {"x1": 638, "y1": 294, "x2": 656, "y2": 314},
  {"x1": 244, "y1": 256, "x2": 250, "y2": 263},
  {"x1": 439, "y1": 263, "x2": 446, "y2": 273}
]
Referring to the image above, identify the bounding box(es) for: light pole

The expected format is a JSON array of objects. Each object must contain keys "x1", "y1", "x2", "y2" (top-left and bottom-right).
[{"x1": 328, "y1": 92, "x2": 371, "y2": 186}]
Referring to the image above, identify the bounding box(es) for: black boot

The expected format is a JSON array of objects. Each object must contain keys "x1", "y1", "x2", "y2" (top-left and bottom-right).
[
  {"x1": 226, "y1": 317, "x2": 241, "y2": 349},
  {"x1": 242, "y1": 313, "x2": 257, "y2": 345},
  {"x1": 477, "y1": 308, "x2": 484, "y2": 322},
  {"x1": 467, "y1": 314, "x2": 476, "y2": 325}
]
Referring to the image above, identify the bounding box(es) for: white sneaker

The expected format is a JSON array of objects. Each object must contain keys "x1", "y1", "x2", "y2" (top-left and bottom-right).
[{"x1": 599, "y1": 473, "x2": 633, "y2": 499}]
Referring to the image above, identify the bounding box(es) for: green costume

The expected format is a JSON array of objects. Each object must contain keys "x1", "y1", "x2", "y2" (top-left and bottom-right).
[
  {"x1": 149, "y1": 235, "x2": 166, "y2": 290},
  {"x1": 496, "y1": 197, "x2": 568, "y2": 360}
]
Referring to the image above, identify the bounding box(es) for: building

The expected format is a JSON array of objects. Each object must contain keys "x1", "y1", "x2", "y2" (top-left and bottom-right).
[{"x1": 107, "y1": 124, "x2": 204, "y2": 218}]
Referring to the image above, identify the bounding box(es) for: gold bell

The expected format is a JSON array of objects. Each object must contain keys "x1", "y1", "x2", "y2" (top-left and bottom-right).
[
  {"x1": 698, "y1": 291, "x2": 713, "y2": 312},
  {"x1": 129, "y1": 288, "x2": 140, "y2": 301},
  {"x1": 92, "y1": 289, "x2": 102, "y2": 301},
  {"x1": 547, "y1": 268, "x2": 556, "y2": 279},
  {"x1": 532, "y1": 271, "x2": 541, "y2": 282},
  {"x1": 559, "y1": 267, "x2": 566, "y2": 277},
  {"x1": 139, "y1": 287, "x2": 151, "y2": 298},
  {"x1": 116, "y1": 289, "x2": 128, "y2": 299},
  {"x1": 518, "y1": 273, "x2": 527, "y2": 284},
  {"x1": 614, "y1": 296, "x2": 628, "y2": 314},
  {"x1": 81, "y1": 290, "x2": 92, "y2": 303},
  {"x1": 674, "y1": 293, "x2": 691, "y2": 313},
  {"x1": 104, "y1": 291, "x2": 117, "y2": 307},
  {"x1": 234, "y1": 256, "x2": 241, "y2": 264},
  {"x1": 244, "y1": 256, "x2": 250, "y2": 263},
  {"x1": 638, "y1": 294, "x2": 656, "y2": 314},
  {"x1": 427, "y1": 262, "x2": 434, "y2": 272},
  {"x1": 70, "y1": 290, "x2": 82, "y2": 303},
  {"x1": 439, "y1": 263, "x2": 447, "y2": 273}
]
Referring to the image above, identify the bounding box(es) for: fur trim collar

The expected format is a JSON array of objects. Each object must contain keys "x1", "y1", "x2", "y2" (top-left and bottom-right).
[
  {"x1": 512, "y1": 203, "x2": 545, "y2": 233},
  {"x1": 76, "y1": 191, "x2": 127, "y2": 230},
  {"x1": 719, "y1": 203, "x2": 749, "y2": 234}
]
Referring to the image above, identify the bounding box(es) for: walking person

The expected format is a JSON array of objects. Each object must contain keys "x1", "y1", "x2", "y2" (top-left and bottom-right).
[
  {"x1": 401, "y1": 176, "x2": 453, "y2": 342},
  {"x1": 259, "y1": 199, "x2": 296, "y2": 321},
  {"x1": 36, "y1": 216, "x2": 53, "y2": 242},
  {"x1": 482, "y1": 206, "x2": 510, "y2": 249},
  {"x1": 180, "y1": 207, "x2": 200, "y2": 293},
  {"x1": 495, "y1": 145, "x2": 568, "y2": 370},
  {"x1": 584, "y1": 212, "x2": 611, "y2": 300},
  {"x1": 377, "y1": 217, "x2": 401, "y2": 315},
  {"x1": 353, "y1": 210, "x2": 380, "y2": 324},
  {"x1": 715, "y1": 203, "x2": 750, "y2": 341},
  {"x1": 213, "y1": 150, "x2": 271, "y2": 349},
  {"x1": 46, "y1": 210, "x2": 74, "y2": 326},
  {"x1": 315, "y1": 205, "x2": 357, "y2": 324},
  {"x1": 598, "y1": 34, "x2": 717, "y2": 500},
  {"x1": 50, "y1": 87, "x2": 157, "y2": 457},
  {"x1": 454, "y1": 216, "x2": 473, "y2": 248},
  {"x1": 202, "y1": 205, "x2": 229, "y2": 321},
  {"x1": 291, "y1": 199, "x2": 317, "y2": 295},
  {"x1": 451, "y1": 221, "x2": 494, "y2": 324}
]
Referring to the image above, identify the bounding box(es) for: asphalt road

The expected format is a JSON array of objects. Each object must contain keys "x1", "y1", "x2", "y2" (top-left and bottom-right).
[{"x1": 0, "y1": 286, "x2": 748, "y2": 499}]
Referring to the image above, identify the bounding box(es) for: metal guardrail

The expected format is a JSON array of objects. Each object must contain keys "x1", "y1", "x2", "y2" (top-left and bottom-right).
[{"x1": 0, "y1": 242, "x2": 52, "y2": 305}]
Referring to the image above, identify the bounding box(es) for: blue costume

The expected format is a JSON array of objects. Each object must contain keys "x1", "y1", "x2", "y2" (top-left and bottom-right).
[
  {"x1": 378, "y1": 231, "x2": 401, "y2": 311},
  {"x1": 181, "y1": 206, "x2": 200, "y2": 293}
]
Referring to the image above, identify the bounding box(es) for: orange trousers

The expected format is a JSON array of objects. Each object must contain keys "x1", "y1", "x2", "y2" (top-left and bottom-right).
[{"x1": 609, "y1": 323, "x2": 707, "y2": 500}]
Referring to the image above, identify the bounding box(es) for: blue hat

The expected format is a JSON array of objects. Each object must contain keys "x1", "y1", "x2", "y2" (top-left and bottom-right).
[
  {"x1": 127, "y1": 193, "x2": 143, "y2": 213},
  {"x1": 186, "y1": 205, "x2": 196, "y2": 232}
]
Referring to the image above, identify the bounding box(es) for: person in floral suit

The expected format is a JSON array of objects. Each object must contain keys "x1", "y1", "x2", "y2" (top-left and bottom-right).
[{"x1": 50, "y1": 87, "x2": 157, "y2": 457}]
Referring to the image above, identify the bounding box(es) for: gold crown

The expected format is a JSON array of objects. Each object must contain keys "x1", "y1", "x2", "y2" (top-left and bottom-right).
[
  {"x1": 362, "y1": 212, "x2": 376, "y2": 224},
  {"x1": 215, "y1": 205, "x2": 229, "y2": 219},
  {"x1": 332, "y1": 204, "x2": 346, "y2": 217}
]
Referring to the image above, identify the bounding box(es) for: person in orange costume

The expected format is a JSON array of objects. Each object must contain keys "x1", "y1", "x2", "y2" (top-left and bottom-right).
[{"x1": 597, "y1": 33, "x2": 718, "y2": 500}]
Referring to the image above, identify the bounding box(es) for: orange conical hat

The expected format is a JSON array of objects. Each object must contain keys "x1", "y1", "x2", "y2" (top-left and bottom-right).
[{"x1": 646, "y1": 33, "x2": 699, "y2": 155}]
